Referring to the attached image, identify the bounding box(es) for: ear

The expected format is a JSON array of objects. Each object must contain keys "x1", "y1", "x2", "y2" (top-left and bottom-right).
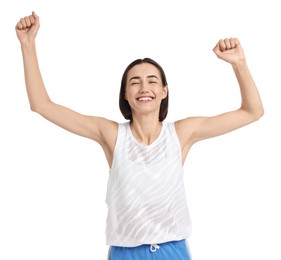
[
  {"x1": 124, "y1": 92, "x2": 127, "y2": 100},
  {"x1": 162, "y1": 85, "x2": 168, "y2": 99}
]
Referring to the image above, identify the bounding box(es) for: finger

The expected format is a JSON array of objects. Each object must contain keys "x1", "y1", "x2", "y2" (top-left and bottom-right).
[
  {"x1": 20, "y1": 18, "x2": 27, "y2": 29},
  {"x1": 24, "y1": 16, "x2": 31, "y2": 27},
  {"x1": 224, "y1": 38, "x2": 231, "y2": 50},
  {"x1": 32, "y1": 11, "x2": 40, "y2": 24},
  {"x1": 229, "y1": 37, "x2": 236, "y2": 48},
  {"x1": 218, "y1": 39, "x2": 226, "y2": 51},
  {"x1": 16, "y1": 21, "x2": 23, "y2": 30},
  {"x1": 29, "y1": 14, "x2": 35, "y2": 25}
]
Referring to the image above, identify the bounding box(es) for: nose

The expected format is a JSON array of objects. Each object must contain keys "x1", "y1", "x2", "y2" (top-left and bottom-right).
[{"x1": 139, "y1": 82, "x2": 150, "y2": 93}]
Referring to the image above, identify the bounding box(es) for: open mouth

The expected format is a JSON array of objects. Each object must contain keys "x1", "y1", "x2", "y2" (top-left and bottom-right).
[{"x1": 136, "y1": 96, "x2": 155, "y2": 102}]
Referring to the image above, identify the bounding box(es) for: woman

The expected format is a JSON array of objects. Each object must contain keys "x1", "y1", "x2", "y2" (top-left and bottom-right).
[{"x1": 16, "y1": 11, "x2": 263, "y2": 260}]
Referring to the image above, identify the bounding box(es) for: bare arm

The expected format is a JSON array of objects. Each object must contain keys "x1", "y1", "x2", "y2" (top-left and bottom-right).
[
  {"x1": 16, "y1": 12, "x2": 118, "y2": 165},
  {"x1": 175, "y1": 38, "x2": 264, "y2": 160}
]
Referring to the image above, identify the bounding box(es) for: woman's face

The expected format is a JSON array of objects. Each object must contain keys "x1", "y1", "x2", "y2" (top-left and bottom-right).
[{"x1": 125, "y1": 63, "x2": 168, "y2": 118}]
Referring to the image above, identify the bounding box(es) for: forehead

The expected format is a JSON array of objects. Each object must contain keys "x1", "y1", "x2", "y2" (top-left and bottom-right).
[{"x1": 127, "y1": 63, "x2": 161, "y2": 79}]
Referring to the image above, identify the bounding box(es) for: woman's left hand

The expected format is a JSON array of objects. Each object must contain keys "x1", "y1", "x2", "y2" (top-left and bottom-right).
[{"x1": 213, "y1": 38, "x2": 245, "y2": 65}]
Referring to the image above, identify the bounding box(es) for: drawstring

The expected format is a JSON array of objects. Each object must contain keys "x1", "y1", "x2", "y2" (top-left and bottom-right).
[{"x1": 150, "y1": 244, "x2": 160, "y2": 252}]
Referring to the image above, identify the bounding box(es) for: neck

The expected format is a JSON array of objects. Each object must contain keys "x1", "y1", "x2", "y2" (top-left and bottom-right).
[{"x1": 130, "y1": 115, "x2": 162, "y2": 145}]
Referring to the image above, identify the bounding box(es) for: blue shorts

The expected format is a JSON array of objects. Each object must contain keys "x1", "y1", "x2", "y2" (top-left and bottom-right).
[{"x1": 108, "y1": 240, "x2": 191, "y2": 260}]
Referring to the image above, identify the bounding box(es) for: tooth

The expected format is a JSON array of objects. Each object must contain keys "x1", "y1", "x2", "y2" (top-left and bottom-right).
[{"x1": 139, "y1": 97, "x2": 152, "y2": 101}]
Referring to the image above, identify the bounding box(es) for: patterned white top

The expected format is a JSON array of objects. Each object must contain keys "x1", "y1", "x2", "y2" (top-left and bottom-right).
[{"x1": 105, "y1": 121, "x2": 192, "y2": 247}]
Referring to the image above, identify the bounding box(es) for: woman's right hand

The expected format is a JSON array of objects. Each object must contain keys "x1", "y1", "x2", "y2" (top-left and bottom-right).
[{"x1": 15, "y1": 11, "x2": 40, "y2": 45}]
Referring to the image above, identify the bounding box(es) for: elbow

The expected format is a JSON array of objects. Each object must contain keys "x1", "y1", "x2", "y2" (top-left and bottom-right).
[
  {"x1": 256, "y1": 106, "x2": 265, "y2": 120},
  {"x1": 252, "y1": 107, "x2": 264, "y2": 122},
  {"x1": 29, "y1": 101, "x2": 51, "y2": 115},
  {"x1": 259, "y1": 109, "x2": 265, "y2": 119},
  {"x1": 241, "y1": 105, "x2": 264, "y2": 122},
  {"x1": 30, "y1": 105, "x2": 37, "y2": 113},
  {"x1": 30, "y1": 104, "x2": 41, "y2": 114}
]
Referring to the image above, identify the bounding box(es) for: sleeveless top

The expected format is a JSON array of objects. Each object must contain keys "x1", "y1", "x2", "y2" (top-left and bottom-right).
[{"x1": 105, "y1": 121, "x2": 192, "y2": 247}]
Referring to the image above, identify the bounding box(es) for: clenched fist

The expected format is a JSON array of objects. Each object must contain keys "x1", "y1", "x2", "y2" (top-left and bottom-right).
[
  {"x1": 15, "y1": 11, "x2": 40, "y2": 44},
  {"x1": 213, "y1": 38, "x2": 245, "y2": 65}
]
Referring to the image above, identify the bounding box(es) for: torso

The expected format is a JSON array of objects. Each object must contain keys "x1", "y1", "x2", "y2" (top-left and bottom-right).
[
  {"x1": 105, "y1": 121, "x2": 192, "y2": 246},
  {"x1": 100, "y1": 119, "x2": 195, "y2": 168}
]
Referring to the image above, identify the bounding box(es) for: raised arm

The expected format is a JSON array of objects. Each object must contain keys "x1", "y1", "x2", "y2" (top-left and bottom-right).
[
  {"x1": 15, "y1": 12, "x2": 118, "y2": 165},
  {"x1": 175, "y1": 38, "x2": 264, "y2": 160}
]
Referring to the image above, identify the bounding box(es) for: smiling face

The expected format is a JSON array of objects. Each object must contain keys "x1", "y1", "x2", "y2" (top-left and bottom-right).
[
  {"x1": 124, "y1": 63, "x2": 168, "y2": 120},
  {"x1": 119, "y1": 58, "x2": 169, "y2": 122}
]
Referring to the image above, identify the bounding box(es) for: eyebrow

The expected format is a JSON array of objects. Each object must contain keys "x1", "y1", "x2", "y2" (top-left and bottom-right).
[{"x1": 129, "y1": 75, "x2": 159, "y2": 82}]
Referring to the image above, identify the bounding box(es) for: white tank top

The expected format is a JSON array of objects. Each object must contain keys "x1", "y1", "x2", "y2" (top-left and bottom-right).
[{"x1": 105, "y1": 121, "x2": 192, "y2": 247}]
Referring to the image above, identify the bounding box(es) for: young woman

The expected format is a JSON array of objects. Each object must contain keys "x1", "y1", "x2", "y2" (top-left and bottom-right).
[{"x1": 16, "y1": 11, "x2": 264, "y2": 260}]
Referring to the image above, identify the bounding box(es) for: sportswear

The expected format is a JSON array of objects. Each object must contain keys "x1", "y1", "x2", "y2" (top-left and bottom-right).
[{"x1": 105, "y1": 122, "x2": 192, "y2": 247}]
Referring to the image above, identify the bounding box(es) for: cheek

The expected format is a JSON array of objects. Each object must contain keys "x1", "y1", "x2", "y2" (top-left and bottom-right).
[
  {"x1": 125, "y1": 87, "x2": 138, "y2": 98},
  {"x1": 156, "y1": 88, "x2": 167, "y2": 98}
]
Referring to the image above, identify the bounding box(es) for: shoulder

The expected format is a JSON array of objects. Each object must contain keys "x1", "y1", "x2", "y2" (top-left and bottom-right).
[
  {"x1": 95, "y1": 118, "x2": 119, "y2": 146},
  {"x1": 162, "y1": 121, "x2": 176, "y2": 133},
  {"x1": 173, "y1": 117, "x2": 203, "y2": 147},
  {"x1": 99, "y1": 120, "x2": 133, "y2": 146}
]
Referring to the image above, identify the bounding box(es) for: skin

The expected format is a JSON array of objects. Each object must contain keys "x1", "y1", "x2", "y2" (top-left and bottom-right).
[{"x1": 16, "y1": 12, "x2": 264, "y2": 167}]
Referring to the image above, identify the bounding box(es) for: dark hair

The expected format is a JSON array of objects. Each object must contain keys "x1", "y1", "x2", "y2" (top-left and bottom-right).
[{"x1": 119, "y1": 58, "x2": 169, "y2": 122}]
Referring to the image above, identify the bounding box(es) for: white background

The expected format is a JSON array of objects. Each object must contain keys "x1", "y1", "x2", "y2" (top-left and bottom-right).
[{"x1": 1, "y1": 1, "x2": 280, "y2": 259}]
